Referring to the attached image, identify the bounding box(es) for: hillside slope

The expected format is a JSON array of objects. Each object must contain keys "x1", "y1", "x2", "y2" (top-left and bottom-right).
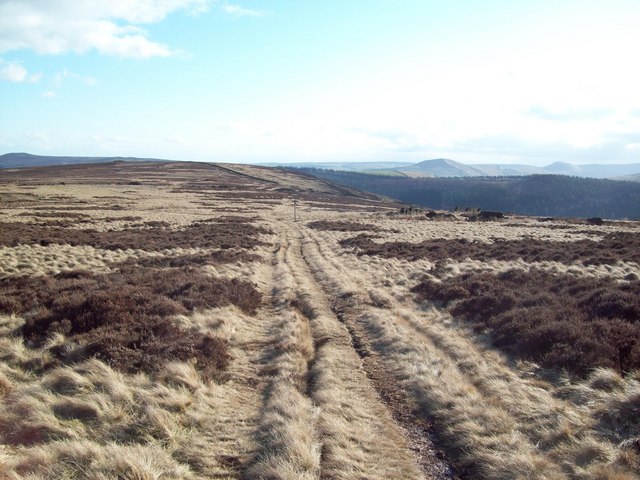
[{"x1": 298, "y1": 168, "x2": 640, "y2": 219}]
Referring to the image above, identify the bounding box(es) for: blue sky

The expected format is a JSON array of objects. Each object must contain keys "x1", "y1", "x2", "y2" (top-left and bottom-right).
[{"x1": 1, "y1": 0, "x2": 640, "y2": 165}]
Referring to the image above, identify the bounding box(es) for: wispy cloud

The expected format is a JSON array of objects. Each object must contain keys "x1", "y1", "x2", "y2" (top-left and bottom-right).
[
  {"x1": 42, "y1": 91, "x2": 58, "y2": 98},
  {"x1": 0, "y1": 59, "x2": 40, "y2": 82},
  {"x1": 526, "y1": 105, "x2": 614, "y2": 122},
  {"x1": 54, "y1": 69, "x2": 96, "y2": 87},
  {"x1": 220, "y1": 3, "x2": 264, "y2": 17}
]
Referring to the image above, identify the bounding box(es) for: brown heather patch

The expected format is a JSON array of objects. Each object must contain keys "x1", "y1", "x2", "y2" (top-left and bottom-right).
[
  {"x1": 199, "y1": 215, "x2": 261, "y2": 223},
  {"x1": 17, "y1": 211, "x2": 91, "y2": 220},
  {"x1": 304, "y1": 202, "x2": 378, "y2": 212},
  {"x1": 412, "y1": 269, "x2": 640, "y2": 377},
  {"x1": 0, "y1": 266, "x2": 262, "y2": 380},
  {"x1": 306, "y1": 220, "x2": 382, "y2": 232},
  {"x1": 102, "y1": 216, "x2": 144, "y2": 222},
  {"x1": 0, "y1": 217, "x2": 271, "y2": 250},
  {"x1": 340, "y1": 231, "x2": 640, "y2": 266},
  {"x1": 142, "y1": 220, "x2": 171, "y2": 227},
  {"x1": 116, "y1": 250, "x2": 261, "y2": 268},
  {"x1": 42, "y1": 205, "x2": 128, "y2": 211}
]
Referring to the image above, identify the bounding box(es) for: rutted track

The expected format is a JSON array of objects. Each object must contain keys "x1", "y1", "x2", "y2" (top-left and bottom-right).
[
  {"x1": 297, "y1": 224, "x2": 459, "y2": 479},
  {"x1": 243, "y1": 231, "x2": 321, "y2": 479},
  {"x1": 299, "y1": 223, "x2": 629, "y2": 479},
  {"x1": 245, "y1": 223, "x2": 435, "y2": 479}
]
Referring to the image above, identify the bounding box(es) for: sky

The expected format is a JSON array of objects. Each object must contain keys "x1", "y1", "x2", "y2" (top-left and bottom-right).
[{"x1": 1, "y1": 0, "x2": 640, "y2": 166}]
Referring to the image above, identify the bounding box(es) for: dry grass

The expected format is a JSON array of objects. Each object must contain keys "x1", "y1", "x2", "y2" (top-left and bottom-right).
[
  {"x1": 2, "y1": 162, "x2": 639, "y2": 479},
  {"x1": 0, "y1": 310, "x2": 264, "y2": 478},
  {"x1": 291, "y1": 228, "x2": 432, "y2": 479},
  {"x1": 302, "y1": 220, "x2": 640, "y2": 479},
  {"x1": 412, "y1": 269, "x2": 640, "y2": 377},
  {"x1": 243, "y1": 233, "x2": 321, "y2": 479}
]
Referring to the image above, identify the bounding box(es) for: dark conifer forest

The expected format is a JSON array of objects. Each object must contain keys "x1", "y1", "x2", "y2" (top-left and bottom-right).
[{"x1": 295, "y1": 168, "x2": 640, "y2": 219}]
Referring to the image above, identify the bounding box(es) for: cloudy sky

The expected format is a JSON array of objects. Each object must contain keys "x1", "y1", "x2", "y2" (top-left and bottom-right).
[{"x1": 1, "y1": 0, "x2": 640, "y2": 165}]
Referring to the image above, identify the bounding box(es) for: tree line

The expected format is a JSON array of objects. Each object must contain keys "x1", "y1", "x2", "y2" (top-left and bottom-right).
[{"x1": 293, "y1": 169, "x2": 640, "y2": 220}]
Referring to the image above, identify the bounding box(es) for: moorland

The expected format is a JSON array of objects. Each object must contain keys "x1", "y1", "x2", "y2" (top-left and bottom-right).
[{"x1": 0, "y1": 160, "x2": 639, "y2": 479}]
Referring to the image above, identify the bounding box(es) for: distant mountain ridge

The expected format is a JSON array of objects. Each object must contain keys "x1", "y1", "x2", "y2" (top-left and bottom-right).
[
  {"x1": 394, "y1": 159, "x2": 640, "y2": 179},
  {"x1": 261, "y1": 160, "x2": 415, "y2": 171},
  {"x1": 0, "y1": 152, "x2": 167, "y2": 169},
  {"x1": 268, "y1": 157, "x2": 640, "y2": 179},
  {"x1": 2, "y1": 153, "x2": 640, "y2": 180},
  {"x1": 396, "y1": 158, "x2": 485, "y2": 177}
]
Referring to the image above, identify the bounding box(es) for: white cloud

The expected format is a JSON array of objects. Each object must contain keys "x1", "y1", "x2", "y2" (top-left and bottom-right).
[
  {"x1": 42, "y1": 91, "x2": 58, "y2": 98},
  {"x1": 0, "y1": 0, "x2": 213, "y2": 58},
  {"x1": 0, "y1": 59, "x2": 40, "y2": 82},
  {"x1": 220, "y1": 3, "x2": 263, "y2": 17},
  {"x1": 54, "y1": 69, "x2": 96, "y2": 87}
]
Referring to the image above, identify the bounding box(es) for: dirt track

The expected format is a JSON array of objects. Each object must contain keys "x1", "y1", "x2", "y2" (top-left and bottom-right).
[{"x1": 1, "y1": 161, "x2": 638, "y2": 479}]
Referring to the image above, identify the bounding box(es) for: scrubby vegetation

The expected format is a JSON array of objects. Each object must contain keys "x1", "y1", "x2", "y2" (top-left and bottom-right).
[
  {"x1": 0, "y1": 266, "x2": 262, "y2": 380},
  {"x1": 306, "y1": 220, "x2": 381, "y2": 232},
  {"x1": 0, "y1": 218, "x2": 270, "y2": 250},
  {"x1": 340, "y1": 231, "x2": 640, "y2": 266},
  {"x1": 412, "y1": 269, "x2": 640, "y2": 377},
  {"x1": 116, "y1": 250, "x2": 260, "y2": 268}
]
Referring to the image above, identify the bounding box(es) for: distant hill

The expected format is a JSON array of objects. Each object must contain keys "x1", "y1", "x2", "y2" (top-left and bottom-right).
[
  {"x1": 392, "y1": 159, "x2": 640, "y2": 179},
  {"x1": 541, "y1": 161, "x2": 640, "y2": 178},
  {"x1": 470, "y1": 163, "x2": 546, "y2": 176},
  {"x1": 275, "y1": 157, "x2": 640, "y2": 179},
  {"x1": 0, "y1": 153, "x2": 166, "y2": 169},
  {"x1": 611, "y1": 173, "x2": 640, "y2": 182},
  {"x1": 260, "y1": 161, "x2": 414, "y2": 171},
  {"x1": 4, "y1": 153, "x2": 639, "y2": 181},
  {"x1": 396, "y1": 158, "x2": 485, "y2": 177},
  {"x1": 296, "y1": 168, "x2": 640, "y2": 219}
]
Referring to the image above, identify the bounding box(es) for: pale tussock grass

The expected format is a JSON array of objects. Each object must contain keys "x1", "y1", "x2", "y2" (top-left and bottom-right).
[
  {"x1": 0, "y1": 296, "x2": 267, "y2": 478},
  {"x1": 243, "y1": 310, "x2": 321, "y2": 479},
  {"x1": 435, "y1": 258, "x2": 640, "y2": 282},
  {"x1": 370, "y1": 295, "x2": 639, "y2": 478},
  {"x1": 288, "y1": 233, "x2": 425, "y2": 478},
  {"x1": 302, "y1": 225, "x2": 640, "y2": 478},
  {"x1": 0, "y1": 244, "x2": 142, "y2": 278},
  {"x1": 0, "y1": 243, "x2": 244, "y2": 279},
  {"x1": 244, "y1": 234, "x2": 321, "y2": 479},
  {"x1": 6, "y1": 441, "x2": 195, "y2": 480},
  {"x1": 368, "y1": 215, "x2": 633, "y2": 244},
  {"x1": 0, "y1": 356, "x2": 259, "y2": 478},
  {"x1": 360, "y1": 308, "x2": 565, "y2": 479},
  {"x1": 330, "y1": 230, "x2": 639, "y2": 286},
  {"x1": 247, "y1": 228, "x2": 426, "y2": 478},
  {"x1": 308, "y1": 340, "x2": 425, "y2": 480}
]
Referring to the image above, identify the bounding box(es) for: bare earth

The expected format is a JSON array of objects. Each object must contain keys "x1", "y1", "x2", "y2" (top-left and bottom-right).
[{"x1": 0, "y1": 161, "x2": 638, "y2": 479}]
